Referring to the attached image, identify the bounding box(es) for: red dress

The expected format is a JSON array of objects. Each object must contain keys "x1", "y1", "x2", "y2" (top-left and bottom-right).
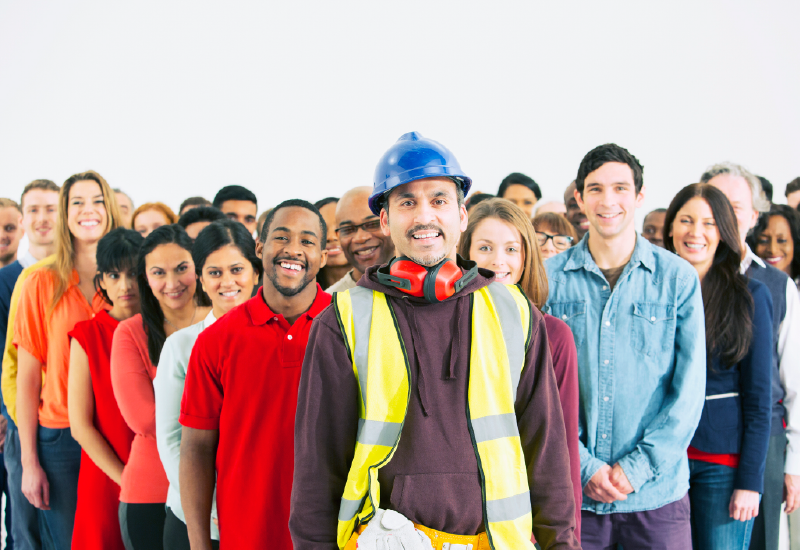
[{"x1": 68, "y1": 310, "x2": 135, "y2": 550}]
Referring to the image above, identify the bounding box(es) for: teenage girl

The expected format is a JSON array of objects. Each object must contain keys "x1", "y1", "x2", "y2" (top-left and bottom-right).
[{"x1": 68, "y1": 228, "x2": 143, "y2": 549}]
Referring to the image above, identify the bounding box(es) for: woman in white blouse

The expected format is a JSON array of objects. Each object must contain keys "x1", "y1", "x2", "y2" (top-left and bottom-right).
[{"x1": 154, "y1": 219, "x2": 262, "y2": 549}]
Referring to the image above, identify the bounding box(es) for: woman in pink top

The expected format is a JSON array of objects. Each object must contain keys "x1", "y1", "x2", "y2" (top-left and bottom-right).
[
  {"x1": 460, "y1": 198, "x2": 582, "y2": 543},
  {"x1": 15, "y1": 171, "x2": 121, "y2": 550},
  {"x1": 111, "y1": 225, "x2": 211, "y2": 550}
]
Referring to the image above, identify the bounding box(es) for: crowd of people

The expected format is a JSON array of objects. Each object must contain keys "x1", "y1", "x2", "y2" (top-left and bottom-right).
[{"x1": 0, "y1": 132, "x2": 799, "y2": 550}]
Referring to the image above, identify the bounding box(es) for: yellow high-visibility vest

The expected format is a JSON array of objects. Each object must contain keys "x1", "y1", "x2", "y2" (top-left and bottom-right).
[{"x1": 332, "y1": 283, "x2": 534, "y2": 550}]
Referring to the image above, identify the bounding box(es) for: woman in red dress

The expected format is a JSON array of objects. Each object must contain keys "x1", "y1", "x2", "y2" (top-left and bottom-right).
[{"x1": 67, "y1": 228, "x2": 144, "y2": 549}]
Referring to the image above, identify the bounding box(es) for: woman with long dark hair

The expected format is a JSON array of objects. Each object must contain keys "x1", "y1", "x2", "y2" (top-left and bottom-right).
[
  {"x1": 458, "y1": 198, "x2": 582, "y2": 542},
  {"x1": 155, "y1": 219, "x2": 262, "y2": 549},
  {"x1": 15, "y1": 171, "x2": 121, "y2": 549},
  {"x1": 664, "y1": 184, "x2": 773, "y2": 549},
  {"x1": 110, "y1": 225, "x2": 211, "y2": 550},
  {"x1": 68, "y1": 228, "x2": 143, "y2": 550}
]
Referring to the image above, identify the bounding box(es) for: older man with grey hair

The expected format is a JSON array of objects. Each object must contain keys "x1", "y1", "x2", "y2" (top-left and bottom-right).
[{"x1": 703, "y1": 162, "x2": 800, "y2": 550}]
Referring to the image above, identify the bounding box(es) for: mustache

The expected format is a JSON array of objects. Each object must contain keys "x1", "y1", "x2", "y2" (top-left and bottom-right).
[
  {"x1": 406, "y1": 224, "x2": 444, "y2": 240},
  {"x1": 273, "y1": 256, "x2": 307, "y2": 269}
]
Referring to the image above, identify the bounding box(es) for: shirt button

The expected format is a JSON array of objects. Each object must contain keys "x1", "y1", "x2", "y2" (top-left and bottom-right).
[
  {"x1": 273, "y1": 316, "x2": 278, "y2": 321},
  {"x1": 604, "y1": 360, "x2": 609, "y2": 365},
  {"x1": 562, "y1": 314, "x2": 568, "y2": 320},
  {"x1": 605, "y1": 321, "x2": 611, "y2": 326},
  {"x1": 650, "y1": 316, "x2": 656, "y2": 322},
  {"x1": 602, "y1": 285, "x2": 608, "y2": 290},
  {"x1": 603, "y1": 396, "x2": 609, "y2": 402},
  {"x1": 601, "y1": 434, "x2": 607, "y2": 439},
  {"x1": 287, "y1": 335, "x2": 293, "y2": 340}
]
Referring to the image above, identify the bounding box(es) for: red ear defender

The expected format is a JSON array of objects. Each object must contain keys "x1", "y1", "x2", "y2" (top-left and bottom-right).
[{"x1": 376, "y1": 257, "x2": 478, "y2": 303}]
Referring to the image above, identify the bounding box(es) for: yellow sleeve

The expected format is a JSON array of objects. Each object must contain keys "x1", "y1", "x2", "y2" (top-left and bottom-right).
[{"x1": 1, "y1": 257, "x2": 54, "y2": 424}]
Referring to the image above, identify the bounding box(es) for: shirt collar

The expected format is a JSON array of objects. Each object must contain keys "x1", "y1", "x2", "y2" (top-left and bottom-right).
[
  {"x1": 740, "y1": 244, "x2": 765, "y2": 274},
  {"x1": 203, "y1": 309, "x2": 217, "y2": 328},
  {"x1": 247, "y1": 283, "x2": 329, "y2": 326},
  {"x1": 19, "y1": 251, "x2": 38, "y2": 269},
  {"x1": 563, "y1": 232, "x2": 654, "y2": 273}
]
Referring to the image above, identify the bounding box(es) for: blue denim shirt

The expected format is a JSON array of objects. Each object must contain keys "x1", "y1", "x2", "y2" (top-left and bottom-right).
[{"x1": 544, "y1": 234, "x2": 706, "y2": 514}]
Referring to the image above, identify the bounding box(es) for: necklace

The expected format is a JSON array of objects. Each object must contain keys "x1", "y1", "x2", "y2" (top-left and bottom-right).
[{"x1": 164, "y1": 305, "x2": 197, "y2": 332}]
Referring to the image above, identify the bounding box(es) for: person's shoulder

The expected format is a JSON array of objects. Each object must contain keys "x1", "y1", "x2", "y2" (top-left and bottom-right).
[
  {"x1": 747, "y1": 277, "x2": 772, "y2": 305},
  {"x1": 0, "y1": 261, "x2": 23, "y2": 284},
  {"x1": 543, "y1": 313, "x2": 572, "y2": 340},
  {"x1": 116, "y1": 314, "x2": 143, "y2": 337},
  {"x1": 163, "y1": 320, "x2": 205, "y2": 353},
  {"x1": 544, "y1": 247, "x2": 577, "y2": 273}
]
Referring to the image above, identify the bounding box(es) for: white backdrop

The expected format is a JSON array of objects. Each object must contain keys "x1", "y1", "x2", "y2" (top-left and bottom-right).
[{"x1": 2, "y1": 1, "x2": 799, "y2": 224}]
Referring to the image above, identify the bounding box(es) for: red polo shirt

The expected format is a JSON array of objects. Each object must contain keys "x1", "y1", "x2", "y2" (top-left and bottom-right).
[{"x1": 180, "y1": 285, "x2": 331, "y2": 549}]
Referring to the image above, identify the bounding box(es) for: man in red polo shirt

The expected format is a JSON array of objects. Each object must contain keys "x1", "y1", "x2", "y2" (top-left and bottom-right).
[{"x1": 179, "y1": 199, "x2": 331, "y2": 549}]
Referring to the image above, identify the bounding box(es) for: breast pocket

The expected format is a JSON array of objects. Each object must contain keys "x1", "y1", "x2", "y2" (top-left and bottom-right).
[
  {"x1": 548, "y1": 301, "x2": 587, "y2": 348},
  {"x1": 631, "y1": 302, "x2": 676, "y2": 357}
]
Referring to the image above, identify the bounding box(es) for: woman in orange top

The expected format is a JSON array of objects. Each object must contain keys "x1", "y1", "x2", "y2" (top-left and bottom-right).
[
  {"x1": 111, "y1": 225, "x2": 210, "y2": 550},
  {"x1": 15, "y1": 171, "x2": 121, "y2": 550}
]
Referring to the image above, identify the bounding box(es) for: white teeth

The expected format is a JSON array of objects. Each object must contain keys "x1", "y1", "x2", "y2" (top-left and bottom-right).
[
  {"x1": 598, "y1": 214, "x2": 619, "y2": 219},
  {"x1": 220, "y1": 290, "x2": 239, "y2": 297},
  {"x1": 355, "y1": 247, "x2": 377, "y2": 256},
  {"x1": 767, "y1": 257, "x2": 782, "y2": 262},
  {"x1": 685, "y1": 243, "x2": 705, "y2": 250},
  {"x1": 413, "y1": 233, "x2": 439, "y2": 239},
  {"x1": 280, "y1": 262, "x2": 301, "y2": 271},
  {"x1": 79, "y1": 220, "x2": 99, "y2": 227},
  {"x1": 495, "y1": 272, "x2": 510, "y2": 279}
]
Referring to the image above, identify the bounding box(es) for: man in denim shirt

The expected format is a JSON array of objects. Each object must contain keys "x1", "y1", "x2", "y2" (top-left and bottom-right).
[{"x1": 545, "y1": 143, "x2": 706, "y2": 549}]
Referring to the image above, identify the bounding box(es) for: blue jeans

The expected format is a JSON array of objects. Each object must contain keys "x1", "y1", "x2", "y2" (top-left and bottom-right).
[
  {"x1": 4, "y1": 421, "x2": 54, "y2": 550},
  {"x1": 36, "y1": 426, "x2": 80, "y2": 550},
  {"x1": 689, "y1": 459, "x2": 758, "y2": 550}
]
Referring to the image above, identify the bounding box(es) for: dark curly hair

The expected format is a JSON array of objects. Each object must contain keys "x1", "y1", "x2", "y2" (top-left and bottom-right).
[{"x1": 748, "y1": 205, "x2": 800, "y2": 280}]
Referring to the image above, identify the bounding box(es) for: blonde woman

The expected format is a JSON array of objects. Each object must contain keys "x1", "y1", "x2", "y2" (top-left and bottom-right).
[{"x1": 15, "y1": 171, "x2": 120, "y2": 549}]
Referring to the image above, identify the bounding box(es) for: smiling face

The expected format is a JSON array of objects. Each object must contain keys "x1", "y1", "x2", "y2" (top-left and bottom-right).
[
  {"x1": 468, "y1": 217, "x2": 524, "y2": 284},
  {"x1": 0, "y1": 206, "x2": 23, "y2": 265},
  {"x1": 200, "y1": 244, "x2": 259, "y2": 317},
  {"x1": 220, "y1": 199, "x2": 258, "y2": 236},
  {"x1": 576, "y1": 162, "x2": 644, "y2": 242},
  {"x1": 501, "y1": 184, "x2": 538, "y2": 217},
  {"x1": 21, "y1": 189, "x2": 58, "y2": 248},
  {"x1": 670, "y1": 197, "x2": 720, "y2": 277},
  {"x1": 380, "y1": 177, "x2": 467, "y2": 267},
  {"x1": 318, "y1": 201, "x2": 348, "y2": 268},
  {"x1": 67, "y1": 180, "x2": 109, "y2": 245},
  {"x1": 144, "y1": 243, "x2": 197, "y2": 312},
  {"x1": 115, "y1": 192, "x2": 134, "y2": 229},
  {"x1": 257, "y1": 206, "x2": 327, "y2": 298},
  {"x1": 642, "y1": 211, "x2": 666, "y2": 247},
  {"x1": 756, "y1": 214, "x2": 794, "y2": 275},
  {"x1": 134, "y1": 208, "x2": 171, "y2": 238},
  {"x1": 99, "y1": 265, "x2": 140, "y2": 316},
  {"x1": 337, "y1": 187, "x2": 395, "y2": 277},
  {"x1": 706, "y1": 173, "x2": 759, "y2": 248}
]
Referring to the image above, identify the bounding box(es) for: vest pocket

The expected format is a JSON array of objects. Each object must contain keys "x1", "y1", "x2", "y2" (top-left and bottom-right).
[{"x1": 631, "y1": 302, "x2": 675, "y2": 357}]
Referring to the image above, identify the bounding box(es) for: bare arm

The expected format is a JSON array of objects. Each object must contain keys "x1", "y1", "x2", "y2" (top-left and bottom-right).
[
  {"x1": 68, "y1": 339, "x2": 125, "y2": 485},
  {"x1": 180, "y1": 426, "x2": 218, "y2": 550},
  {"x1": 16, "y1": 347, "x2": 48, "y2": 510}
]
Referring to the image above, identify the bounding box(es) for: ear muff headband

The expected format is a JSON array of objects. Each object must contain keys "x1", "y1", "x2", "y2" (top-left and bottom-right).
[{"x1": 376, "y1": 256, "x2": 478, "y2": 303}]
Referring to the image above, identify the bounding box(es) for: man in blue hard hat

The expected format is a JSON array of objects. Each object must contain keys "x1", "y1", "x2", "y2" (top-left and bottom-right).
[{"x1": 290, "y1": 132, "x2": 579, "y2": 550}]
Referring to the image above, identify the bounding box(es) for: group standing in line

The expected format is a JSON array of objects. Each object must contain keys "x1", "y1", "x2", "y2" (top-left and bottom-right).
[{"x1": 0, "y1": 134, "x2": 798, "y2": 550}]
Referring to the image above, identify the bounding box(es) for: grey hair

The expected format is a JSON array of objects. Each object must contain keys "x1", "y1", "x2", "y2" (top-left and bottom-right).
[{"x1": 699, "y1": 162, "x2": 770, "y2": 213}]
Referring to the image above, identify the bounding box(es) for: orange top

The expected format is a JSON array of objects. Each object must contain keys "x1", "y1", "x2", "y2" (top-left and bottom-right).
[{"x1": 14, "y1": 267, "x2": 107, "y2": 429}]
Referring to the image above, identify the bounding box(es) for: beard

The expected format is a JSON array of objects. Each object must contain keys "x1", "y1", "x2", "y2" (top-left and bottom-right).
[
  {"x1": 266, "y1": 261, "x2": 315, "y2": 297},
  {"x1": 0, "y1": 251, "x2": 15, "y2": 265},
  {"x1": 406, "y1": 251, "x2": 447, "y2": 267}
]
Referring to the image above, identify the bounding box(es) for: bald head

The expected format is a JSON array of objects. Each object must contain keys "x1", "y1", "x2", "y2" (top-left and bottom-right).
[{"x1": 335, "y1": 186, "x2": 395, "y2": 278}]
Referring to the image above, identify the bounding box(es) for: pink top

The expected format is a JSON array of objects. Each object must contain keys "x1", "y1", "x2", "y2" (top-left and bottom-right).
[{"x1": 110, "y1": 314, "x2": 168, "y2": 503}]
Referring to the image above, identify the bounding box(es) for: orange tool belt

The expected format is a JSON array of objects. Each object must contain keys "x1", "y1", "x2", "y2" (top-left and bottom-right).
[{"x1": 344, "y1": 523, "x2": 491, "y2": 550}]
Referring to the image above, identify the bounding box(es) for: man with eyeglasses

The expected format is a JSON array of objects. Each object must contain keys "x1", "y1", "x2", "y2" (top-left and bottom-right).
[{"x1": 326, "y1": 186, "x2": 395, "y2": 293}]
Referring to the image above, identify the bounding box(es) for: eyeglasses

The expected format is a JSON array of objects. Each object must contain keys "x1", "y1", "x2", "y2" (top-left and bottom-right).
[
  {"x1": 334, "y1": 219, "x2": 382, "y2": 238},
  {"x1": 536, "y1": 232, "x2": 574, "y2": 250}
]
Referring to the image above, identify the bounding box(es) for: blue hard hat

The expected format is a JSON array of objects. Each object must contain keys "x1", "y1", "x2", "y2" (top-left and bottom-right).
[{"x1": 369, "y1": 132, "x2": 472, "y2": 215}]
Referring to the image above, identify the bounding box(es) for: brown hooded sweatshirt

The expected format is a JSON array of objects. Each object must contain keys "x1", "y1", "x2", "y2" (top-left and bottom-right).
[{"x1": 290, "y1": 258, "x2": 578, "y2": 549}]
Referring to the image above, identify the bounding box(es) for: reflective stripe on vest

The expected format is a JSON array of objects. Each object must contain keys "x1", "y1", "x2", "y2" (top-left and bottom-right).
[{"x1": 332, "y1": 283, "x2": 534, "y2": 550}]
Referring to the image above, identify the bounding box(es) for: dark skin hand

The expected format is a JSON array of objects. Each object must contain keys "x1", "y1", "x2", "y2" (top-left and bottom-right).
[{"x1": 180, "y1": 426, "x2": 219, "y2": 550}]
